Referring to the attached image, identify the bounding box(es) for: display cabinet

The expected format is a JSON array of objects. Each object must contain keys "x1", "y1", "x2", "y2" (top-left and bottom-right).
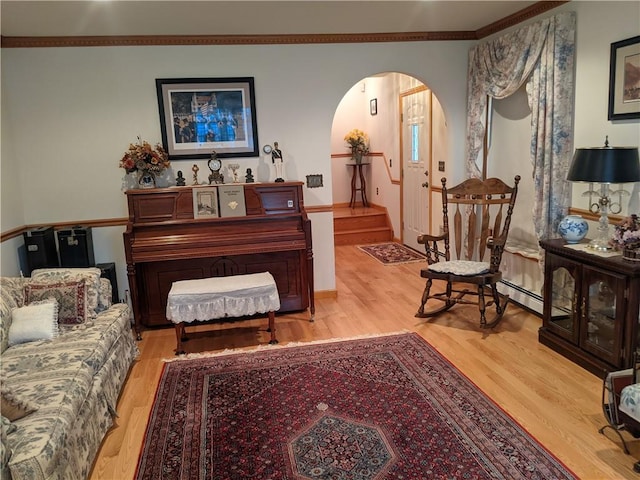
[{"x1": 539, "y1": 238, "x2": 640, "y2": 378}]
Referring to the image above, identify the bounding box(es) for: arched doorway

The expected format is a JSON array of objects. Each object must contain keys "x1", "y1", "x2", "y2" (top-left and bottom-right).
[{"x1": 330, "y1": 73, "x2": 449, "y2": 249}]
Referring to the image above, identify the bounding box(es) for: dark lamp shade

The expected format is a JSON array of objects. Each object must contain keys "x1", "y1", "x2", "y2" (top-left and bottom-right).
[{"x1": 567, "y1": 147, "x2": 640, "y2": 183}]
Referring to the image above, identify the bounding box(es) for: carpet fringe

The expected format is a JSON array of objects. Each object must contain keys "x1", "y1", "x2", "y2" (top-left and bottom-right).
[{"x1": 163, "y1": 330, "x2": 412, "y2": 362}]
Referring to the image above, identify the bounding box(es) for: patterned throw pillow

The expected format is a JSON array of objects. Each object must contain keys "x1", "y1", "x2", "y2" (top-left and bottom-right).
[
  {"x1": 8, "y1": 299, "x2": 59, "y2": 345},
  {"x1": 24, "y1": 280, "x2": 88, "y2": 324},
  {"x1": 31, "y1": 267, "x2": 101, "y2": 317}
]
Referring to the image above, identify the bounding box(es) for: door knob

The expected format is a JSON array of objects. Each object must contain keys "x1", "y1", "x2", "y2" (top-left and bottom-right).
[{"x1": 422, "y1": 182, "x2": 429, "y2": 188}]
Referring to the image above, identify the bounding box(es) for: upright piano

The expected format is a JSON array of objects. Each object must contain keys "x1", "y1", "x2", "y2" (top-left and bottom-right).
[{"x1": 123, "y1": 182, "x2": 314, "y2": 339}]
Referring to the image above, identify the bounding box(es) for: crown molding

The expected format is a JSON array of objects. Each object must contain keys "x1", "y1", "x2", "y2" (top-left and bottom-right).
[
  {"x1": 0, "y1": 2, "x2": 568, "y2": 49},
  {"x1": 476, "y1": 1, "x2": 569, "y2": 39},
  {"x1": 1, "y1": 31, "x2": 477, "y2": 48}
]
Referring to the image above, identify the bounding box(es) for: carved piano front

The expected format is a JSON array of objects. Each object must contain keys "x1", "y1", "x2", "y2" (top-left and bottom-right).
[{"x1": 123, "y1": 182, "x2": 314, "y2": 339}]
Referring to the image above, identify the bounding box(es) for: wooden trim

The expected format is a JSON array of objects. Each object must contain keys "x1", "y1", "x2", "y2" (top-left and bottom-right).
[
  {"x1": 0, "y1": 3, "x2": 568, "y2": 49},
  {"x1": 1, "y1": 217, "x2": 128, "y2": 243},
  {"x1": 314, "y1": 289, "x2": 338, "y2": 300},
  {"x1": 306, "y1": 205, "x2": 333, "y2": 214},
  {"x1": 1, "y1": 31, "x2": 477, "y2": 48},
  {"x1": 0, "y1": 226, "x2": 26, "y2": 243},
  {"x1": 475, "y1": 1, "x2": 569, "y2": 39}
]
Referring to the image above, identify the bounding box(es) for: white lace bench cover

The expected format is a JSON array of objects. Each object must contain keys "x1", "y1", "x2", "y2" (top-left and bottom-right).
[{"x1": 166, "y1": 272, "x2": 280, "y2": 324}]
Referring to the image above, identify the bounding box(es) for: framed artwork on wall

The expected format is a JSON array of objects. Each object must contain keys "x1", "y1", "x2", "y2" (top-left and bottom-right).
[
  {"x1": 156, "y1": 77, "x2": 259, "y2": 159},
  {"x1": 370, "y1": 98, "x2": 378, "y2": 116},
  {"x1": 608, "y1": 35, "x2": 640, "y2": 120}
]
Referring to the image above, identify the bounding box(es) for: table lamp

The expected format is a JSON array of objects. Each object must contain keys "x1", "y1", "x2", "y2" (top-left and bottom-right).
[{"x1": 567, "y1": 137, "x2": 640, "y2": 251}]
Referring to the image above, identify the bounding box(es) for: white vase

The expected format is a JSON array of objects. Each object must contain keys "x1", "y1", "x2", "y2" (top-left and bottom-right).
[{"x1": 558, "y1": 215, "x2": 588, "y2": 244}]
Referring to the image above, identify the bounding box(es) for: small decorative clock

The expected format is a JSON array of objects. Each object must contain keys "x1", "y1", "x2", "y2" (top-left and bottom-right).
[{"x1": 208, "y1": 151, "x2": 224, "y2": 184}]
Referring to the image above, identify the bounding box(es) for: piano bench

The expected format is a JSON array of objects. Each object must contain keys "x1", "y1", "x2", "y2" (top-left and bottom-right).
[{"x1": 166, "y1": 272, "x2": 281, "y2": 354}]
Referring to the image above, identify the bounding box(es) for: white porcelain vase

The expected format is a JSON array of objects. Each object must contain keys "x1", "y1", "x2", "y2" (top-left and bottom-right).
[{"x1": 558, "y1": 215, "x2": 588, "y2": 244}]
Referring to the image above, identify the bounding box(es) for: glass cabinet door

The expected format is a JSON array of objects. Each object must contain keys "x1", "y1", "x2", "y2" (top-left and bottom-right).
[
  {"x1": 547, "y1": 264, "x2": 579, "y2": 342},
  {"x1": 580, "y1": 267, "x2": 625, "y2": 364}
]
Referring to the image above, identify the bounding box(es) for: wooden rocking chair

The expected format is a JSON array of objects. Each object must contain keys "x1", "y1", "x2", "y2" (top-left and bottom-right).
[{"x1": 415, "y1": 175, "x2": 520, "y2": 328}]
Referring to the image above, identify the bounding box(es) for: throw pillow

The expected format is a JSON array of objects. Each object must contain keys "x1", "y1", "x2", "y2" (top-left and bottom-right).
[
  {"x1": 0, "y1": 389, "x2": 38, "y2": 422},
  {"x1": 31, "y1": 267, "x2": 101, "y2": 317},
  {"x1": 24, "y1": 280, "x2": 88, "y2": 324},
  {"x1": 8, "y1": 299, "x2": 59, "y2": 346}
]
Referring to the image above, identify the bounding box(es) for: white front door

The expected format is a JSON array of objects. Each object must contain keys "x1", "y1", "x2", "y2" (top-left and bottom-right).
[{"x1": 401, "y1": 87, "x2": 431, "y2": 251}]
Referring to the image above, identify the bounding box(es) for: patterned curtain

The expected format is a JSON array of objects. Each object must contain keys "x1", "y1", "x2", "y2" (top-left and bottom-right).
[{"x1": 466, "y1": 12, "x2": 576, "y2": 241}]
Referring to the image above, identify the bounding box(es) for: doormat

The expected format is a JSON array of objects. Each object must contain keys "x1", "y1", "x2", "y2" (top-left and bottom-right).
[
  {"x1": 358, "y1": 242, "x2": 426, "y2": 265},
  {"x1": 135, "y1": 333, "x2": 576, "y2": 480}
]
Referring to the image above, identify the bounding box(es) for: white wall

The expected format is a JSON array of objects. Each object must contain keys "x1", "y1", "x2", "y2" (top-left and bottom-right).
[{"x1": 0, "y1": 40, "x2": 472, "y2": 297}]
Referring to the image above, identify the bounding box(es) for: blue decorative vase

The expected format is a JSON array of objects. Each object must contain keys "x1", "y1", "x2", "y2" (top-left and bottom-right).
[{"x1": 558, "y1": 215, "x2": 588, "y2": 244}]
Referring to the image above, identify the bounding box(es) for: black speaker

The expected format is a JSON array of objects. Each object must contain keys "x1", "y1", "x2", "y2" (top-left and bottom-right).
[
  {"x1": 57, "y1": 227, "x2": 95, "y2": 268},
  {"x1": 96, "y1": 262, "x2": 119, "y2": 304},
  {"x1": 23, "y1": 226, "x2": 59, "y2": 275}
]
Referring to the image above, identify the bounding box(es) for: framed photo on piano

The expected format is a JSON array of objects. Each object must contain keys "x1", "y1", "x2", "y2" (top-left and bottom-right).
[
  {"x1": 156, "y1": 77, "x2": 259, "y2": 159},
  {"x1": 192, "y1": 186, "x2": 219, "y2": 219}
]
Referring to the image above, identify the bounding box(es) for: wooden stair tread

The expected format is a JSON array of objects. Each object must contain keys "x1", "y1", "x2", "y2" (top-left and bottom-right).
[
  {"x1": 333, "y1": 204, "x2": 394, "y2": 245},
  {"x1": 334, "y1": 226, "x2": 392, "y2": 234}
]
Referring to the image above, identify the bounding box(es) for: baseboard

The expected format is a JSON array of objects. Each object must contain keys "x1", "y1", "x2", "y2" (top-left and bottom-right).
[
  {"x1": 315, "y1": 289, "x2": 338, "y2": 299},
  {"x1": 498, "y1": 280, "x2": 543, "y2": 315}
]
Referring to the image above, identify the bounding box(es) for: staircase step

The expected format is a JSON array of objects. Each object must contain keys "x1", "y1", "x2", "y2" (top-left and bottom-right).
[
  {"x1": 334, "y1": 227, "x2": 393, "y2": 246},
  {"x1": 333, "y1": 205, "x2": 394, "y2": 245},
  {"x1": 334, "y1": 212, "x2": 389, "y2": 233}
]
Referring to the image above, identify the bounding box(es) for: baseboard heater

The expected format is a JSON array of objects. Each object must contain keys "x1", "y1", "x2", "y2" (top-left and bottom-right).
[{"x1": 498, "y1": 279, "x2": 543, "y2": 316}]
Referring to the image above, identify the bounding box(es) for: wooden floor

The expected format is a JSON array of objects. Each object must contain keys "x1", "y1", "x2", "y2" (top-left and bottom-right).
[{"x1": 89, "y1": 245, "x2": 640, "y2": 479}]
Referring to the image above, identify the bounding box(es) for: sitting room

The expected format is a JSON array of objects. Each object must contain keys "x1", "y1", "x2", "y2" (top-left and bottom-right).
[{"x1": 1, "y1": 1, "x2": 639, "y2": 479}]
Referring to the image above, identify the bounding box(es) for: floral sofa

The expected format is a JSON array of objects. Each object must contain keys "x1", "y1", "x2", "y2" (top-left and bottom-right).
[{"x1": 0, "y1": 268, "x2": 139, "y2": 480}]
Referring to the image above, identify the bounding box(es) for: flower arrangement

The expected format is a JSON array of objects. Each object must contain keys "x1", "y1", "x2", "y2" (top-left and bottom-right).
[
  {"x1": 344, "y1": 128, "x2": 369, "y2": 161},
  {"x1": 119, "y1": 136, "x2": 170, "y2": 174},
  {"x1": 610, "y1": 214, "x2": 640, "y2": 249}
]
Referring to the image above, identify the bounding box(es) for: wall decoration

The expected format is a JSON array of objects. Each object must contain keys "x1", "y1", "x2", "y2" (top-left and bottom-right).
[
  {"x1": 608, "y1": 35, "x2": 640, "y2": 120},
  {"x1": 370, "y1": 98, "x2": 378, "y2": 116},
  {"x1": 192, "y1": 186, "x2": 219, "y2": 219},
  {"x1": 156, "y1": 77, "x2": 259, "y2": 159},
  {"x1": 306, "y1": 174, "x2": 323, "y2": 188}
]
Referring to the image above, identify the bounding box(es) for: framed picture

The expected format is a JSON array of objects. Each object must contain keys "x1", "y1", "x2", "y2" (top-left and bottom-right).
[
  {"x1": 192, "y1": 186, "x2": 219, "y2": 219},
  {"x1": 306, "y1": 174, "x2": 323, "y2": 188},
  {"x1": 370, "y1": 98, "x2": 378, "y2": 116},
  {"x1": 608, "y1": 35, "x2": 640, "y2": 120},
  {"x1": 156, "y1": 77, "x2": 259, "y2": 159}
]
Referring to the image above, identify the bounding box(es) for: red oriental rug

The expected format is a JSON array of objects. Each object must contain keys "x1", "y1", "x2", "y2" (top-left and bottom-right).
[
  {"x1": 358, "y1": 242, "x2": 426, "y2": 265},
  {"x1": 135, "y1": 333, "x2": 576, "y2": 480}
]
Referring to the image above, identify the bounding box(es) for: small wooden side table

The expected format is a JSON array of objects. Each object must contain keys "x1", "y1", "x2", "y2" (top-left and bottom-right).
[{"x1": 347, "y1": 162, "x2": 370, "y2": 208}]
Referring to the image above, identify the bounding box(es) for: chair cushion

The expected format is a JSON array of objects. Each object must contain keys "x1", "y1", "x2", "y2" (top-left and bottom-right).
[{"x1": 427, "y1": 260, "x2": 490, "y2": 276}]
